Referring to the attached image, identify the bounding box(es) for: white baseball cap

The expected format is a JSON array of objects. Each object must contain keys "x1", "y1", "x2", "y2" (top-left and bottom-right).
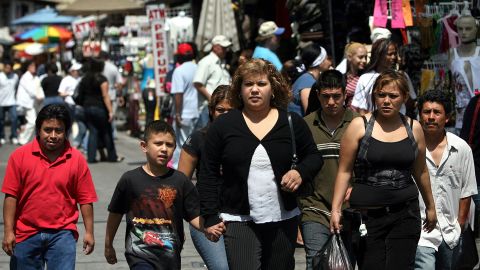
[
  {"x1": 212, "y1": 35, "x2": 232, "y2": 47},
  {"x1": 69, "y1": 61, "x2": 82, "y2": 71},
  {"x1": 258, "y1": 21, "x2": 285, "y2": 37}
]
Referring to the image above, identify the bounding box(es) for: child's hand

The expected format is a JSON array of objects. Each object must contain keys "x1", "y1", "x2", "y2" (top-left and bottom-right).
[
  {"x1": 204, "y1": 222, "x2": 226, "y2": 242},
  {"x1": 105, "y1": 246, "x2": 117, "y2": 264}
]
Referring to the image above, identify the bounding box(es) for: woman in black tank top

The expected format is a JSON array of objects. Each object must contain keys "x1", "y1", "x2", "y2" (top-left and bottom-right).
[{"x1": 330, "y1": 70, "x2": 437, "y2": 270}]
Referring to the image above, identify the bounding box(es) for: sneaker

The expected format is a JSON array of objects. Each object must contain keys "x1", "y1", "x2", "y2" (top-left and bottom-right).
[
  {"x1": 0, "y1": 138, "x2": 5, "y2": 145},
  {"x1": 11, "y1": 138, "x2": 18, "y2": 145}
]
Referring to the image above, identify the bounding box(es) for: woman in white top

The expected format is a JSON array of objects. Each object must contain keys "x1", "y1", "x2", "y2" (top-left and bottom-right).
[{"x1": 198, "y1": 59, "x2": 323, "y2": 270}]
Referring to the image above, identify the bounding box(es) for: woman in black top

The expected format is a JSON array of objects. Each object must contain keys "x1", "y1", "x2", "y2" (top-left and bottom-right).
[
  {"x1": 198, "y1": 59, "x2": 323, "y2": 270},
  {"x1": 330, "y1": 70, "x2": 437, "y2": 270},
  {"x1": 177, "y1": 85, "x2": 232, "y2": 270},
  {"x1": 78, "y1": 58, "x2": 120, "y2": 163}
]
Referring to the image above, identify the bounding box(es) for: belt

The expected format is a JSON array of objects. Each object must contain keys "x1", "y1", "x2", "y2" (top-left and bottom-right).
[{"x1": 359, "y1": 199, "x2": 414, "y2": 217}]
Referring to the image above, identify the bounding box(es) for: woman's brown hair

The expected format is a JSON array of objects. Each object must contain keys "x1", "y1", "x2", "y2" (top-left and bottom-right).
[
  {"x1": 208, "y1": 85, "x2": 232, "y2": 121},
  {"x1": 230, "y1": 58, "x2": 291, "y2": 109},
  {"x1": 371, "y1": 69, "x2": 409, "y2": 110}
]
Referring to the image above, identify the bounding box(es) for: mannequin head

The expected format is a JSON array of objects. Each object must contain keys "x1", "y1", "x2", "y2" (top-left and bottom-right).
[{"x1": 456, "y1": 15, "x2": 478, "y2": 44}]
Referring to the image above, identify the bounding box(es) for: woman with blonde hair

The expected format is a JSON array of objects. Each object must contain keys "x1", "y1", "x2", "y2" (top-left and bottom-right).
[
  {"x1": 344, "y1": 42, "x2": 368, "y2": 107},
  {"x1": 330, "y1": 70, "x2": 437, "y2": 270},
  {"x1": 198, "y1": 59, "x2": 323, "y2": 269}
]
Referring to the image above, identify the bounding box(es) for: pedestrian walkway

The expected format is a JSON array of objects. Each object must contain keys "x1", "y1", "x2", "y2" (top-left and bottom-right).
[{"x1": 0, "y1": 129, "x2": 307, "y2": 269}]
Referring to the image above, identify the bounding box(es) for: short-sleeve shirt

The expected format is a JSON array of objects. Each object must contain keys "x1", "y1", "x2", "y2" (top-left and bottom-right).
[
  {"x1": 193, "y1": 52, "x2": 231, "y2": 106},
  {"x1": 252, "y1": 46, "x2": 283, "y2": 70},
  {"x1": 182, "y1": 127, "x2": 207, "y2": 179},
  {"x1": 81, "y1": 74, "x2": 108, "y2": 109},
  {"x1": 418, "y1": 132, "x2": 478, "y2": 250},
  {"x1": 0, "y1": 72, "x2": 18, "y2": 106},
  {"x1": 102, "y1": 61, "x2": 123, "y2": 100},
  {"x1": 1, "y1": 138, "x2": 97, "y2": 243},
  {"x1": 58, "y1": 75, "x2": 80, "y2": 105},
  {"x1": 108, "y1": 167, "x2": 200, "y2": 269},
  {"x1": 288, "y1": 73, "x2": 316, "y2": 116},
  {"x1": 171, "y1": 61, "x2": 199, "y2": 119},
  {"x1": 351, "y1": 71, "x2": 380, "y2": 112}
]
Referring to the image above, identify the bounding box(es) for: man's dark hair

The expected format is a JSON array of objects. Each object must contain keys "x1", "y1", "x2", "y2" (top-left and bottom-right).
[
  {"x1": 417, "y1": 90, "x2": 452, "y2": 115},
  {"x1": 46, "y1": 63, "x2": 58, "y2": 74},
  {"x1": 35, "y1": 104, "x2": 72, "y2": 136},
  {"x1": 143, "y1": 120, "x2": 176, "y2": 143},
  {"x1": 316, "y1": 70, "x2": 346, "y2": 93}
]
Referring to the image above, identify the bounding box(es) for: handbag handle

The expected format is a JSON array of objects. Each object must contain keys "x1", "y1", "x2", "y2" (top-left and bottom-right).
[{"x1": 287, "y1": 113, "x2": 298, "y2": 169}]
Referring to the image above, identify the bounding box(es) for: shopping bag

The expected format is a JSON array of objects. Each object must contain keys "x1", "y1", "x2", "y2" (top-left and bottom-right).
[{"x1": 312, "y1": 233, "x2": 353, "y2": 270}]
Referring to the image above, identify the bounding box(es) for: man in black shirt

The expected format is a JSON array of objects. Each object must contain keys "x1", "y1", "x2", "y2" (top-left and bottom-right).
[{"x1": 41, "y1": 63, "x2": 63, "y2": 106}]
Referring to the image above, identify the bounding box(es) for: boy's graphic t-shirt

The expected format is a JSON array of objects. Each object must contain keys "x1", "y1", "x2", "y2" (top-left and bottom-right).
[{"x1": 108, "y1": 167, "x2": 199, "y2": 269}]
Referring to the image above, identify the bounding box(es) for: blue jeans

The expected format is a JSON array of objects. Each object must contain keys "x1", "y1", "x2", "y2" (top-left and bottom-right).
[
  {"x1": 301, "y1": 221, "x2": 331, "y2": 270},
  {"x1": 414, "y1": 240, "x2": 460, "y2": 270},
  {"x1": 43, "y1": 96, "x2": 64, "y2": 107},
  {"x1": 189, "y1": 224, "x2": 229, "y2": 270},
  {"x1": 10, "y1": 230, "x2": 76, "y2": 270},
  {"x1": 194, "y1": 106, "x2": 209, "y2": 130},
  {"x1": 131, "y1": 261, "x2": 155, "y2": 270},
  {"x1": 0, "y1": 105, "x2": 18, "y2": 140}
]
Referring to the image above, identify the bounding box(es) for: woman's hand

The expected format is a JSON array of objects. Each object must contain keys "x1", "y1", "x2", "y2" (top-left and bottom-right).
[
  {"x1": 280, "y1": 169, "x2": 302, "y2": 192},
  {"x1": 204, "y1": 222, "x2": 226, "y2": 242},
  {"x1": 423, "y1": 207, "x2": 437, "y2": 233},
  {"x1": 330, "y1": 210, "x2": 342, "y2": 234},
  {"x1": 108, "y1": 112, "x2": 113, "y2": 123}
]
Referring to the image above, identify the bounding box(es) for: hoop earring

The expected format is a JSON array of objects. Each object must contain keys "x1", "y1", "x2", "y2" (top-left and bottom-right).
[{"x1": 271, "y1": 93, "x2": 275, "y2": 100}]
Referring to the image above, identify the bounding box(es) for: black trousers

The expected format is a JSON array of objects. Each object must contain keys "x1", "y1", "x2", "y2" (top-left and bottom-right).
[
  {"x1": 357, "y1": 199, "x2": 421, "y2": 270},
  {"x1": 223, "y1": 217, "x2": 298, "y2": 270}
]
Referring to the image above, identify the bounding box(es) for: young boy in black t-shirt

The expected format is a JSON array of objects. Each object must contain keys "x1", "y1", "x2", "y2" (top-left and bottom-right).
[{"x1": 104, "y1": 121, "x2": 203, "y2": 269}]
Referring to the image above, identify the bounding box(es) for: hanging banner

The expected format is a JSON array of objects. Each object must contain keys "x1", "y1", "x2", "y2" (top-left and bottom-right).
[
  {"x1": 72, "y1": 16, "x2": 97, "y2": 40},
  {"x1": 146, "y1": 4, "x2": 169, "y2": 96}
]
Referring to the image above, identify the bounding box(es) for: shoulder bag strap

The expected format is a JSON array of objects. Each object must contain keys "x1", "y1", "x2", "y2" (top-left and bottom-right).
[
  {"x1": 469, "y1": 97, "x2": 480, "y2": 146},
  {"x1": 358, "y1": 112, "x2": 376, "y2": 160},
  {"x1": 400, "y1": 114, "x2": 418, "y2": 158},
  {"x1": 287, "y1": 113, "x2": 298, "y2": 169}
]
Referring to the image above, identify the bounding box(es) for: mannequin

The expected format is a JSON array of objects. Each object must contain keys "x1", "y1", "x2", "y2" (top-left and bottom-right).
[{"x1": 449, "y1": 15, "x2": 480, "y2": 130}]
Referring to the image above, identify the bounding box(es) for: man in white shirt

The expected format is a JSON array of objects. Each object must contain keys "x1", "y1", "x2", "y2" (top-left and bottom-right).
[
  {"x1": 100, "y1": 51, "x2": 123, "y2": 138},
  {"x1": 193, "y1": 35, "x2": 231, "y2": 129},
  {"x1": 171, "y1": 43, "x2": 198, "y2": 168},
  {"x1": 16, "y1": 61, "x2": 41, "y2": 145},
  {"x1": 0, "y1": 61, "x2": 19, "y2": 145},
  {"x1": 415, "y1": 90, "x2": 478, "y2": 270}
]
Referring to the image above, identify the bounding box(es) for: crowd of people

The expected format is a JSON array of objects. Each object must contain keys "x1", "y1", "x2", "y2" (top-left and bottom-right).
[{"x1": 0, "y1": 19, "x2": 479, "y2": 270}]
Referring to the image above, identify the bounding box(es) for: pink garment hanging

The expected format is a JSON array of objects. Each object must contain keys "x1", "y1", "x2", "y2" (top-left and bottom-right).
[
  {"x1": 373, "y1": 0, "x2": 406, "y2": 28},
  {"x1": 373, "y1": 0, "x2": 388, "y2": 27}
]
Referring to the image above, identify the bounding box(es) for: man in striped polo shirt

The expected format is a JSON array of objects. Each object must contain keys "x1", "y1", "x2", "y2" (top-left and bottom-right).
[{"x1": 299, "y1": 70, "x2": 359, "y2": 270}]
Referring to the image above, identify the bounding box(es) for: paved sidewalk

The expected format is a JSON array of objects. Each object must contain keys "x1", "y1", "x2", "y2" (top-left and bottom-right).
[{"x1": 0, "y1": 130, "x2": 306, "y2": 269}]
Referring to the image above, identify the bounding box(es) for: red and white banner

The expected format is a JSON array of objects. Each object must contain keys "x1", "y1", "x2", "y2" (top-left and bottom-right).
[
  {"x1": 72, "y1": 16, "x2": 97, "y2": 40},
  {"x1": 146, "y1": 4, "x2": 169, "y2": 96}
]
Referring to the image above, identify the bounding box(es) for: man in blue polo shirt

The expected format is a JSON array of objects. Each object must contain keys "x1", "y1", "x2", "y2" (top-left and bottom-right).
[{"x1": 252, "y1": 21, "x2": 284, "y2": 70}]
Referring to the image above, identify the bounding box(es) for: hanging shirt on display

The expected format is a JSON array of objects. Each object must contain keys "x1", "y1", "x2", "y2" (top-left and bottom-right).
[
  {"x1": 166, "y1": 14, "x2": 194, "y2": 61},
  {"x1": 450, "y1": 47, "x2": 480, "y2": 129}
]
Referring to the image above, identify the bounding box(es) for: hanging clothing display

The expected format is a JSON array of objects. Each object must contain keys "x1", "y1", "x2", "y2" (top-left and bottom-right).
[
  {"x1": 166, "y1": 13, "x2": 194, "y2": 54},
  {"x1": 195, "y1": 0, "x2": 240, "y2": 52},
  {"x1": 373, "y1": 0, "x2": 411, "y2": 29},
  {"x1": 450, "y1": 47, "x2": 480, "y2": 128}
]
